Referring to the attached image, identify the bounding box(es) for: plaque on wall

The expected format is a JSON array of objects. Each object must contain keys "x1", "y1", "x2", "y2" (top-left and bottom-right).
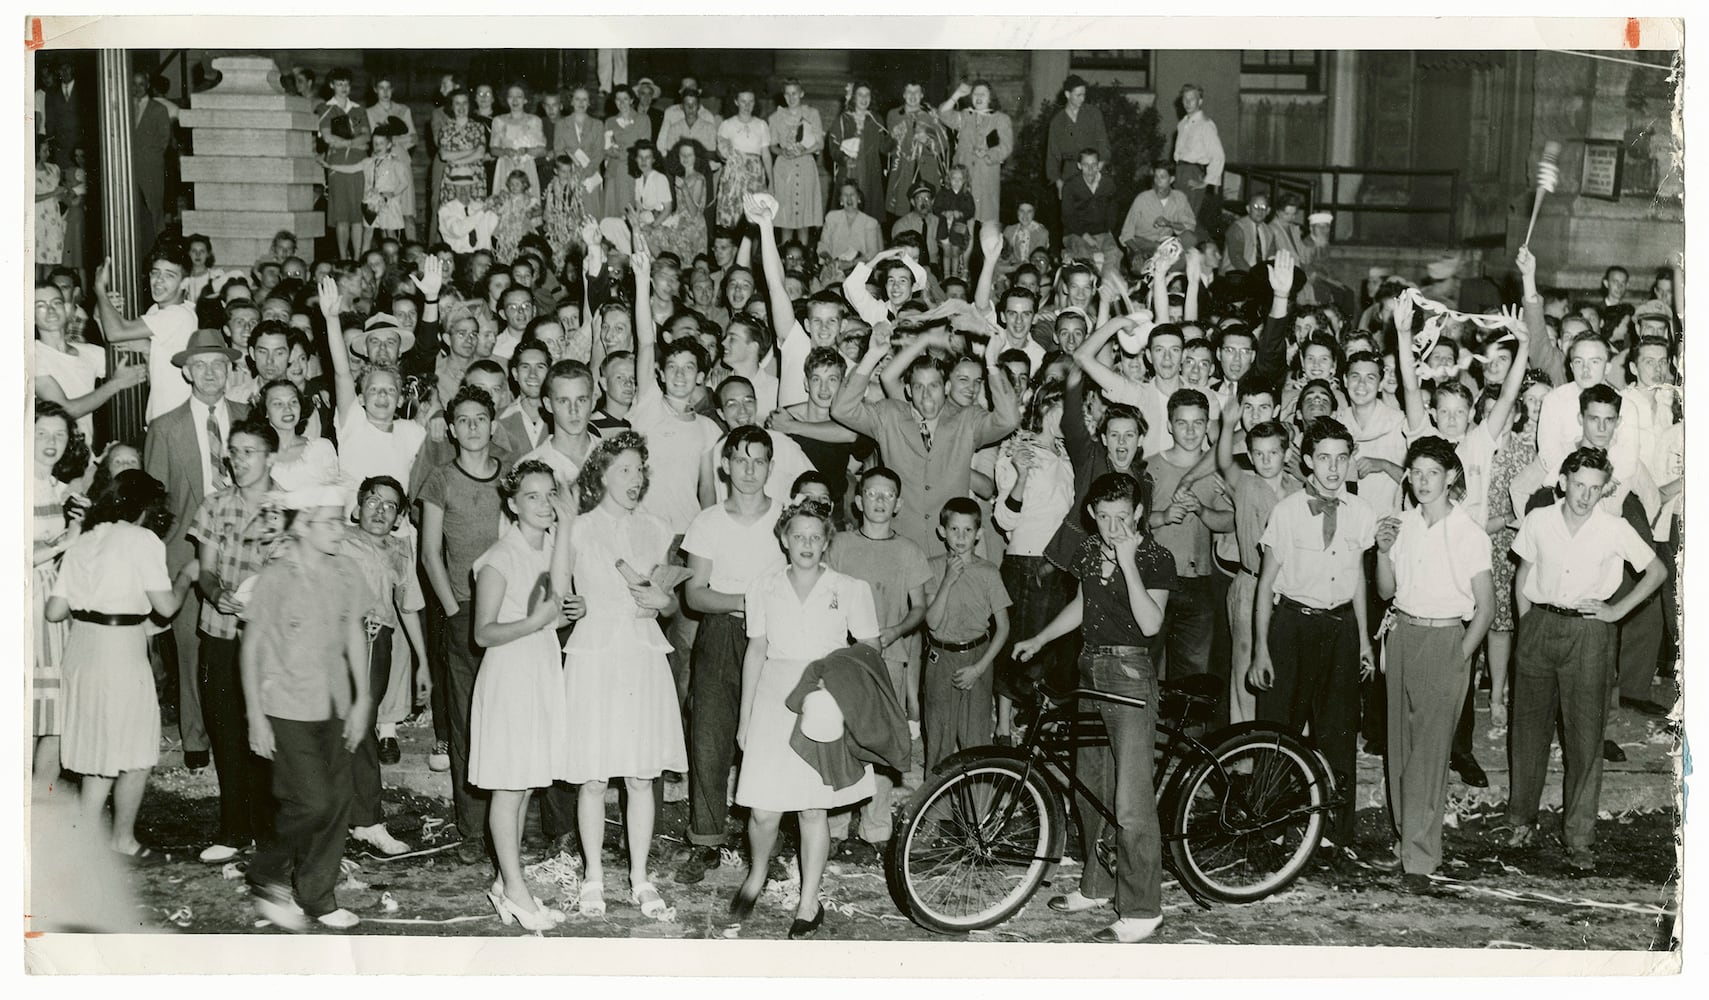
[{"x1": 1581, "y1": 139, "x2": 1623, "y2": 202}]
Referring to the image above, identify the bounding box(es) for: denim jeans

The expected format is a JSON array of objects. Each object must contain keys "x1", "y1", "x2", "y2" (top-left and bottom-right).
[
  {"x1": 998, "y1": 555, "x2": 1076, "y2": 699},
  {"x1": 688, "y1": 613, "x2": 745, "y2": 846},
  {"x1": 1074, "y1": 645, "x2": 1162, "y2": 920}
]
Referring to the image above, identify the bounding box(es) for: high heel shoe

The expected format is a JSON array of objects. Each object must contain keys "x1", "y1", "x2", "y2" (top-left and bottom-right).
[
  {"x1": 486, "y1": 885, "x2": 516, "y2": 926},
  {"x1": 491, "y1": 889, "x2": 564, "y2": 932},
  {"x1": 787, "y1": 902, "x2": 825, "y2": 940},
  {"x1": 728, "y1": 882, "x2": 761, "y2": 923}
]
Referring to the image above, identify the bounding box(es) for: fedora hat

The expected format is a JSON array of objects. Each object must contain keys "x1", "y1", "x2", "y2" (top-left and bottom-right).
[
  {"x1": 345, "y1": 312, "x2": 416, "y2": 357},
  {"x1": 170, "y1": 328, "x2": 242, "y2": 367}
]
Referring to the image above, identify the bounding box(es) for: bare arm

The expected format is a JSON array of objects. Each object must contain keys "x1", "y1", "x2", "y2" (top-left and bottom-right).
[
  {"x1": 978, "y1": 350, "x2": 1023, "y2": 447},
  {"x1": 34, "y1": 364, "x2": 145, "y2": 420},
  {"x1": 1073, "y1": 314, "x2": 1143, "y2": 401},
  {"x1": 738, "y1": 634, "x2": 769, "y2": 747},
  {"x1": 419, "y1": 500, "x2": 458, "y2": 614},
  {"x1": 1481, "y1": 307, "x2": 1532, "y2": 437},
  {"x1": 1392, "y1": 293, "x2": 1430, "y2": 433},
  {"x1": 317, "y1": 275, "x2": 357, "y2": 419},
  {"x1": 829, "y1": 334, "x2": 890, "y2": 437},
  {"x1": 90, "y1": 258, "x2": 156, "y2": 342}
]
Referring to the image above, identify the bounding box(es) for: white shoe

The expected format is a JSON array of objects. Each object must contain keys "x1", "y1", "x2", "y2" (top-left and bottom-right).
[
  {"x1": 428, "y1": 740, "x2": 451, "y2": 772},
  {"x1": 316, "y1": 908, "x2": 361, "y2": 930},
  {"x1": 199, "y1": 842, "x2": 243, "y2": 864},
  {"x1": 254, "y1": 889, "x2": 307, "y2": 932},
  {"x1": 351, "y1": 824, "x2": 411, "y2": 856},
  {"x1": 1047, "y1": 890, "x2": 1111, "y2": 913},
  {"x1": 1094, "y1": 915, "x2": 1163, "y2": 943}
]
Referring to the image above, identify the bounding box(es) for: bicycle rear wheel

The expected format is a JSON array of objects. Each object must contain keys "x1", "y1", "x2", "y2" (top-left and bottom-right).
[
  {"x1": 887, "y1": 755, "x2": 1064, "y2": 933},
  {"x1": 1167, "y1": 728, "x2": 1329, "y2": 903}
]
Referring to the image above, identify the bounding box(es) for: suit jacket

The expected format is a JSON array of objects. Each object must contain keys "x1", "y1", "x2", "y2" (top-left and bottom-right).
[
  {"x1": 144, "y1": 398, "x2": 250, "y2": 572},
  {"x1": 132, "y1": 98, "x2": 173, "y2": 212},
  {"x1": 44, "y1": 82, "x2": 85, "y2": 168},
  {"x1": 1221, "y1": 216, "x2": 1272, "y2": 274},
  {"x1": 784, "y1": 643, "x2": 912, "y2": 790}
]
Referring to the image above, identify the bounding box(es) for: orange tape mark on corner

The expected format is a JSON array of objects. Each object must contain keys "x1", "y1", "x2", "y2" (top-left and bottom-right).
[
  {"x1": 25, "y1": 17, "x2": 44, "y2": 50},
  {"x1": 1625, "y1": 18, "x2": 1642, "y2": 48}
]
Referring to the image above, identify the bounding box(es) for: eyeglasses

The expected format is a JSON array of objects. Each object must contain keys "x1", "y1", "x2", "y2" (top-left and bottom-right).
[{"x1": 361, "y1": 496, "x2": 401, "y2": 515}]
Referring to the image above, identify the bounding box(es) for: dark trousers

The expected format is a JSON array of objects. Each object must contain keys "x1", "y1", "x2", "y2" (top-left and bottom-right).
[
  {"x1": 998, "y1": 555, "x2": 1076, "y2": 697},
  {"x1": 1616, "y1": 589, "x2": 1665, "y2": 703},
  {"x1": 1257, "y1": 600, "x2": 1361, "y2": 847},
  {"x1": 1161, "y1": 574, "x2": 1216, "y2": 682},
  {"x1": 688, "y1": 613, "x2": 746, "y2": 847},
  {"x1": 350, "y1": 627, "x2": 393, "y2": 828},
  {"x1": 1074, "y1": 646, "x2": 1162, "y2": 920},
  {"x1": 197, "y1": 633, "x2": 273, "y2": 845},
  {"x1": 1507, "y1": 609, "x2": 1616, "y2": 851},
  {"x1": 249, "y1": 717, "x2": 351, "y2": 918},
  {"x1": 442, "y1": 606, "x2": 487, "y2": 843},
  {"x1": 922, "y1": 639, "x2": 994, "y2": 772},
  {"x1": 424, "y1": 596, "x2": 451, "y2": 743}
]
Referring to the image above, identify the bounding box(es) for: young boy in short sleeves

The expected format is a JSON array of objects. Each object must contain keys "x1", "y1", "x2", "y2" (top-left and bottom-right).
[
  {"x1": 1249, "y1": 418, "x2": 1375, "y2": 852},
  {"x1": 922, "y1": 498, "x2": 1011, "y2": 771}
]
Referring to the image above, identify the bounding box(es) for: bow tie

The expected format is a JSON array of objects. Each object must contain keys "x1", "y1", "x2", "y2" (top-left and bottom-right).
[{"x1": 1304, "y1": 483, "x2": 1342, "y2": 548}]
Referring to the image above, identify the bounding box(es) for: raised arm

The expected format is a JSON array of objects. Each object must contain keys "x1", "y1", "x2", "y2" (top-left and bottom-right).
[
  {"x1": 1391, "y1": 292, "x2": 1430, "y2": 433},
  {"x1": 842, "y1": 248, "x2": 899, "y2": 326},
  {"x1": 1480, "y1": 306, "x2": 1532, "y2": 436},
  {"x1": 1251, "y1": 251, "x2": 1296, "y2": 384},
  {"x1": 829, "y1": 330, "x2": 892, "y2": 438},
  {"x1": 1073, "y1": 313, "x2": 1145, "y2": 402},
  {"x1": 318, "y1": 275, "x2": 358, "y2": 419},
  {"x1": 632, "y1": 243, "x2": 657, "y2": 384},
  {"x1": 978, "y1": 347, "x2": 1023, "y2": 447},
  {"x1": 751, "y1": 197, "x2": 797, "y2": 346},
  {"x1": 973, "y1": 223, "x2": 1003, "y2": 313},
  {"x1": 90, "y1": 258, "x2": 157, "y2": 343},
  {"x1": 1514, "y1": 246, "x2": 1563, "y2": 382}
]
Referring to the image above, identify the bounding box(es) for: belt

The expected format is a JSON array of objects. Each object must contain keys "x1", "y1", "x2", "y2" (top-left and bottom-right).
[
  {"x1": 1279, "y1": 596, "x2": 1352, "y2": 619},
  {"x1": 1395, "y1": 611, "x2": 1463, "y2": 628},
  {"x1": 1533, "y1": 603, "x2": 1588, "y2": 618},
  {"x1": 1084, "y1": 644, "x2": 1145, "y2": 656},
  {"x1": 71, "y1": 610, "x2": 150, "y2": 626},
  {"x1": 928, "y1": 631, "x2": 989, "y2": 653}
]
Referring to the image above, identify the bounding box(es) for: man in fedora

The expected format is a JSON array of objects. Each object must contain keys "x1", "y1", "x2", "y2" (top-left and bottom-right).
[
  {"x1": 143, "y1": 329, "x2": 249, "y2": 772},
  {"x1": 345, "y1": 312, "x2": 416, "y2": 374}
]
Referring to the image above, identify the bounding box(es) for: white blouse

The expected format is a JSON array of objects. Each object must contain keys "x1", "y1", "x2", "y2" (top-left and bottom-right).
[
  {"x1": 745, "y1": 565, "x2": 879, "y2": 661},
  {"x1": 51, "y1": 522, "x2": 170, "y2": 614},
  {"x1": 994, "y1": 445, "x2": 1075, "y2": 558}
]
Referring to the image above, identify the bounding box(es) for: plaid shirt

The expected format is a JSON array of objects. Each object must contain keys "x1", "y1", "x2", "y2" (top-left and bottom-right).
[{"x1": 187, "y1": 482, "x2": 285, "y2": 639}]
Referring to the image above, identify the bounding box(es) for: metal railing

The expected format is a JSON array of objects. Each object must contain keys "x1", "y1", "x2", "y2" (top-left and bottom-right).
[{"x1": 1223, "y1": 163, "x2": 1462, "y2": 243}]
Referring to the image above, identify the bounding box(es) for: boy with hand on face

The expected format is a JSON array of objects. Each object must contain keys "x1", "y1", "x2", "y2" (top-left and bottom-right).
[{"x1": 922, "y1": 498, "x2": 1011, "y2": 771}]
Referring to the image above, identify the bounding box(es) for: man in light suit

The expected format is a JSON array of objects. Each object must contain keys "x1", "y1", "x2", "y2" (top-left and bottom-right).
[
  {"x1": 1220, "y1": 191, "x2": 1273, "y2": 276},
  {"x1": 130, "y1": 71, "x2": 174, "y2": 250},
  {"x1": 144, "y1": 329, "x2": 249, "y2": 770}
]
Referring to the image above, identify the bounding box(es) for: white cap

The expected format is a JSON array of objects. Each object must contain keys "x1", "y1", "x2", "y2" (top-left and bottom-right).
[
  {"x1": 273, "y1": 485, "x2": 347, "y2": 512},
  {"x1": 1308, "y1": 211, "x2": 1334, "y2": 226},
  {"x1": 800, "y1": 688, "x2": 846, "y2": 743}
]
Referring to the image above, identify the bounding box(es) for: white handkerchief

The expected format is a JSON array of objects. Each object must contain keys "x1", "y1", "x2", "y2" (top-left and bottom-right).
[
  {"x1": 581, "y1": 174, "x2": 602, "y2": 193},
  {"x1": 839, "y1": 137, "x2": 861, "y2": 159},
  {"x1": 572, "y1": 148, "x2": 592, "y2": 169}
]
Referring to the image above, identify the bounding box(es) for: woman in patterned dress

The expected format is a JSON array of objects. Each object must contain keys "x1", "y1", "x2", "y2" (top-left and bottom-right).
[
  {"x1": 31, "y1": 401, "x2": 89, "y2": 788},
  {"x1": 884, "y1": 81, "x2": 949, "y2": 220},
  {"x1": 1481, "y1": 371, "x2": 1549, "y2": 735},
  {"x1": 365, "y1": 75, "x2": 418, "y2": 237},
  {"x1": 715, "y1": 87, "x2": 772, "y2": 229},
  {"x1": 937, "y1": 80, "x2": 1014, "y2": 225},
  {"x1": 35, "y1": 137, "x2": 66, "y2": 277},
  {"x1": 489, "y1": 84, "x2": 547, "y2": 198},
  {"x1": 826, "y1": 82, "x2": 890, "y2": 222},
  {"x1": 601, "y1": 85, "x2": 652, "y2": 221},
  {"x1": 768, "y1": 79, "x2": 824, "y2": 246},
  {"x1": 646, "y1": 139, "x2": 712, "y2": 265},
  {"x1": 436, "y1": 90, "x2": 489, "y2": 208}
]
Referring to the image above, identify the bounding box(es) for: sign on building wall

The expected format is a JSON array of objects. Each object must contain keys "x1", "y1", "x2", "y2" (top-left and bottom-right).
[{"x1": 1580, "y1": 138, "x2": 1623, "y2": 202}]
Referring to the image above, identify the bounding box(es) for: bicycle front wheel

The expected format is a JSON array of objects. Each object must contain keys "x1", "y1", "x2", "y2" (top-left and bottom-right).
[
  {"x1": 1167, "y1": 728, "x2": 1329, "y2": 903},
  {"x1": 887, "y1": 755, "x2": 1065, "y2": 933}
]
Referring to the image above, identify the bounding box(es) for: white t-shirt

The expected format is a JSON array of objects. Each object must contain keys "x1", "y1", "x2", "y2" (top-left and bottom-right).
[
  {"x1": 34, "y1": 339, "x2": 108, "y2": 440},
  {"x1": 629, "y1": 384, "x2": 723, "y2": 535},
  {"x1": 520, "y1": 429, "x2": 602, "y2": 493},
  {"x1": 681, "y1": 498, "x2": 786, "y2": 596},
  {"x1": 775, "y1": 320, "x2": 852, "y2": 409},
  {"x1": 337, "y1": 407, "x2": 427, "y2": 509},
  {"x1": 143, "y1": 302, "x2": 198, "y2": 422}
]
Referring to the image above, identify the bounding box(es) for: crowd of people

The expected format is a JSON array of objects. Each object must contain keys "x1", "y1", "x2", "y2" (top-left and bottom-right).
[{"x1": 29, "y1": 65, "x2": 1682, "y2": 943}]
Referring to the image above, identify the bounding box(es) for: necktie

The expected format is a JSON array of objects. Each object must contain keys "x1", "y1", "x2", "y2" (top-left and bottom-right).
[
  {"x1": 919, "y1": 416, "x2": 934, "y2": 453},
  {"x1": 1304, "y1": 482, "x2": 1341, "y2": 549},
  {"x1": 206, "y1": 406, "x2": 228, "y2": 490},
  {"x1": 1256, "y1": 221, "x2": 1270, "y2": 263}
]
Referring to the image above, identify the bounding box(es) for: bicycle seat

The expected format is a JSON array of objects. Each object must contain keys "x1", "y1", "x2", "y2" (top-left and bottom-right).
[{"x1": 1162, "y1": 674, "x2": 1223, "y2": 705}]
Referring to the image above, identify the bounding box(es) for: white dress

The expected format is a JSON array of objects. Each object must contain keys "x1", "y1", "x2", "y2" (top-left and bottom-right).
[
  {"x1": 735, "y1": 565, "x2": 880, "y2": 812},
  {"x1": 51, "y1": 522, "x2": 170, "y2": 777},
  {"x1": 470, "y1": 528, "x2": 569, "y2": 790},
  {"x1": 560, "y1": 505, "x2": 688, "y2": 783},
  {"x1": 490, "y1": 113, "x2": 546, "y2": 197},
  {"x1": 269, "y1": 437, "x2": 343, "y2": 492}
]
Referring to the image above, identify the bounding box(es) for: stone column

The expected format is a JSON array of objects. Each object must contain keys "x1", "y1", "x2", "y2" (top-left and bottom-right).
[
  {"x1": 179, "y1": 56, "x2": 325, "y2": 271},
  {"x1": 96, "y1": 49, "x2": 146, "y2": 446}
]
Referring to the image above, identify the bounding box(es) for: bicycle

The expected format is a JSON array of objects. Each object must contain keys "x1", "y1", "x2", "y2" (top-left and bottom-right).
[{"x1": 885, "y1": 673, "x2": 1339, "y2": 933}]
